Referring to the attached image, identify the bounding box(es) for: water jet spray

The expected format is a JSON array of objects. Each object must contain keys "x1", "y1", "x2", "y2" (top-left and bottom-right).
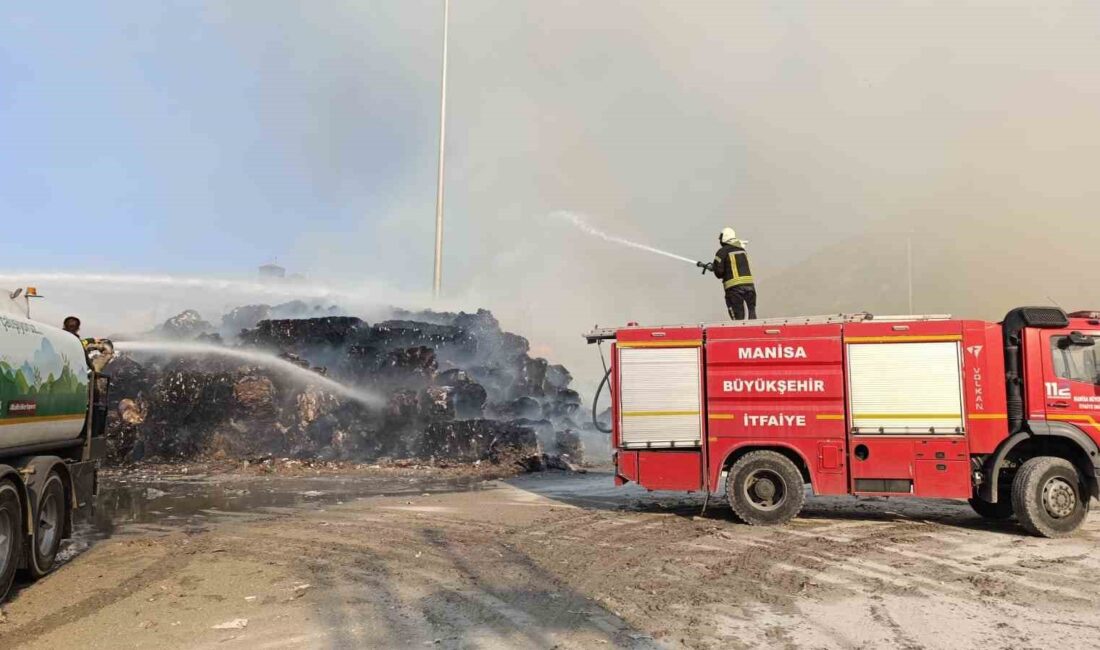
[{"x1": 114, "y1": 340, "x2": 383, "y2": 407}]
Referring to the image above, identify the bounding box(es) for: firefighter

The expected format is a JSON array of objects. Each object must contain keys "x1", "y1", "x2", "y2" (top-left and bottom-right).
[
  {"x1": 712, "y1": 227, "x2": 757, "y2": 320},
  {"x1": 62, "y1": 315, "x2": 113, "y2": 370},
  {"x1": 63, "y1": 316, "x2": 81, "y2": 337}
]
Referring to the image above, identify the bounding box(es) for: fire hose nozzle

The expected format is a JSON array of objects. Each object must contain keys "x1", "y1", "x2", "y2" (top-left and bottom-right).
[{"x1": 697, "y1": 261, "x2": 714, "y2": 274}]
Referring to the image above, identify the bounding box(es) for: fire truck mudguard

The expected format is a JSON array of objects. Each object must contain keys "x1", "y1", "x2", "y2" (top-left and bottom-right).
[{"x1": 980, "y1": 422, "x2": 1100, "y2": 503}]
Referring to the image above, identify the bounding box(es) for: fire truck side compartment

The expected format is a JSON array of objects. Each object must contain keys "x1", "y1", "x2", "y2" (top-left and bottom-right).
[
  {"x1": 612, "y1": 318, "x2": 994, "y2": 500},
  {"x1": 636, "y1": 451, "x2": 703, "y2": 491},
  {"x1": 704, "y1": 323, "x2": 848, "y2": 496}
]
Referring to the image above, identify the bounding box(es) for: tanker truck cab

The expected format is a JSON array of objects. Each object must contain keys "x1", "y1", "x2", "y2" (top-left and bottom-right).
[
  {"x1": 588, "y1": 307, "x2": 1100, "y2": 538},
  {"x1": 0, "y1": 291, "x2": 110, "y2": 601}
]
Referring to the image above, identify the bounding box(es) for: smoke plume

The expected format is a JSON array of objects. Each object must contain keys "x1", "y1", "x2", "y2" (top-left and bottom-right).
[{"x1": 5, "y1": 1, "x2": 1099, "y2": 392}]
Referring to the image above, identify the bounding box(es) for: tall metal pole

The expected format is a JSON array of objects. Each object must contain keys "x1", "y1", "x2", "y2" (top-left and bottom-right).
[
  {"x1": 432, "y1": 0, "x2": 450, "y2": 299},
  {"x1": 907, "y1": 234, "x2": 914, "y2": 313}
]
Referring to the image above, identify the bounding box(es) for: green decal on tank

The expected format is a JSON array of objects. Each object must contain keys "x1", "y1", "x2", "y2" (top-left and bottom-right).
[{"x1": 0, "y1": 315, "x2": 88, "y2": 421}]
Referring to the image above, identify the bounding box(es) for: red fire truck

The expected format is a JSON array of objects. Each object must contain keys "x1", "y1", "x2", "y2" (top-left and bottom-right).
[{"x1": 586, "y1": 307, "x2": 1100, "y2": 537}]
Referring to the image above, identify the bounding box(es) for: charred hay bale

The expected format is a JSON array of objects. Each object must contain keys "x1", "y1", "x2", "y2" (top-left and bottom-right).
[
  {"x1": 393, "y1": 309, "x2": 529, "y2": 361},
  {"x1": 462, "y1": 366, "x2": 511, "y2": 402},
  {"x1": 296, "y1": 386, "x2": 340, "y2": 426},
  {"x1": 434, "y1": 369, "x2": 487, "y2": 419},
  {"x1": 233, "y1": 375, "x2": 277, "y2": 418},
  {"x1": 419, "y1": 386, "x2": 456, "y2": 421},
  {"x1": 367, "y1": 321, "x2": 476, "y2": 364},
  {"x1": 453, "y1": 310, "x2": 530, "y2": 357},
  {"x1": 118, "y1": 398, "x2": 146, "y2": 425},
  {"x1": 106, "y1": 398, "x2": 147, "y2": 463},
  {"x1": 384, "y1": 389, "x2": 421, "y2": 428},
  {"x1": 488, "y1": 396, "x2": 542, "y2": 420},
  {"x1": 142, "y1": 364, "x2": 237, "y2": 458},
  {"x1": 543, "y1": 388, "x2": 582, "y2": 423},
  {"x1": 377, "y1": 346, "x2": 437, "y2": 386},
  {"x1": 206, "y1": 420, "x2": 292, "y2": 460},
  {"x1": 419, "y1": 420, "x2": 540, "y2": 467},
  {"x1": 489, "y1": 427, "x2": 543, "y2": 471},
  {"x1": 554, "y1": 429, "x2": 584, "y2": 463},
  {"x1": 514, "y1": 357, "x2": 550, "y2": 397},
  {"x1": 510, "y1": 418, "x2": 557, "y2": 451},
  {"x1": 545, "y1": 364, "x2": 573, "y2": 390},
  {"x1": 104, "y1": 356, "x2": 153, "y2": 411},
  {"x1": 239, "y1": 317, "x2": 364, "y2": 351},
  {"x1": 338, "y1": 343, "x2": 382, "y2": 381}
]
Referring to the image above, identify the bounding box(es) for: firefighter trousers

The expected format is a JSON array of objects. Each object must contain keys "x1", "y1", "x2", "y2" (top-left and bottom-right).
[{"x1": 725, "y1": 285, "x2": 757, "y2": 321}]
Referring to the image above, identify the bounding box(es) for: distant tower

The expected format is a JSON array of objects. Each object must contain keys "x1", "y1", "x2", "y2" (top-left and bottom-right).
[{"x1": 258, "y1": 263, "x2": 286, "y2": 281}]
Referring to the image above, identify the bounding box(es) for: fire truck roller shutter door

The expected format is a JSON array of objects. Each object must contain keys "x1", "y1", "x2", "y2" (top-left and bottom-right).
[
  {"x1": 618, "y1": 347, "x2": 703, "y2": 448},
  {"x1": 847, "y1": 341, "x2": 965, "y2": 434}
]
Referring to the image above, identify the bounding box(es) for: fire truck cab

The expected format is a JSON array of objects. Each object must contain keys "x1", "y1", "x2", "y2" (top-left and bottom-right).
[{"x1": 587, "y1": 307, "x2": 1100, "y2": 538}]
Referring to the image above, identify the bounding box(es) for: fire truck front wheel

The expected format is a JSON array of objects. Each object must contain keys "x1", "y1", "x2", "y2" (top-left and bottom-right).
[
  {"x1": 1011, "y1": 456, "x2": 1090, "y2": 538},
  {"x1": 726, "y1": 451, "x2": 806, "y2": 526}
]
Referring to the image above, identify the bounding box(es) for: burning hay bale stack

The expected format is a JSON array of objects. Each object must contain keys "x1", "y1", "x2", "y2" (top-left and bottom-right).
[{"x1": 103, "y1": 308, "x2": 586, "y2": 472}]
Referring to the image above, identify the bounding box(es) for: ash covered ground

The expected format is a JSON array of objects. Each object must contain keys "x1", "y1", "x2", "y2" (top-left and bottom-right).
[{"x1": 104, "y1": 304, "x2": 596, "y2": 473}]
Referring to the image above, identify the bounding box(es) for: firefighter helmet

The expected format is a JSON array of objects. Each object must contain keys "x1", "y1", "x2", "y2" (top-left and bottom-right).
[{"x1": 720, "y1": 227, "x2": 737, "y2": 245}]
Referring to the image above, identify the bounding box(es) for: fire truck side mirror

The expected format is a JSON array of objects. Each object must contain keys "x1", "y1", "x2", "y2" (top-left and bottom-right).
[{"x1": 1062, "y1": 331, "x2": 1095, "y2": 348}]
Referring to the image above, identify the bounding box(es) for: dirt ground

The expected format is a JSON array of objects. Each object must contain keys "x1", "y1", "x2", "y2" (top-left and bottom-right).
[{"x1": 1, "y1": 470, "x2": 1099, "y2": 649}]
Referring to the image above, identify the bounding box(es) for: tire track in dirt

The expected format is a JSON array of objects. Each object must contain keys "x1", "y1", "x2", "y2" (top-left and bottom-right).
[{"x1": 3, "y1": 538, "x2": 202, "y2": 647}]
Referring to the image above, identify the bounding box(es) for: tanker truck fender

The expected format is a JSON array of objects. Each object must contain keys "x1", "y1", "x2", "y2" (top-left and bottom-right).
[{"x1": 14, "y1": 457, "x2": 74, "y2": 537}]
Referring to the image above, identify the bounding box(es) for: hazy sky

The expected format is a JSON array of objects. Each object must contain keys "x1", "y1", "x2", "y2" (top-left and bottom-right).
[{"x1": 3, "y1": 1, "x2": 1099, "y2": 379}]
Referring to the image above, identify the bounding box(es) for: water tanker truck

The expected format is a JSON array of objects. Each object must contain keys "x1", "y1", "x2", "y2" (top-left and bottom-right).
[
  {"x1": 0, "y1": 289, "x2": 109, "y2": 601},
  {"x1": 588, "y1": 307, "x2": 1100, "y2": 538}
]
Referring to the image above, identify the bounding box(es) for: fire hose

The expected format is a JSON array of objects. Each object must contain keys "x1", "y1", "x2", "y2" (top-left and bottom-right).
[
  {"x1": 589, "y1": 256, "x2": 713, "y2": 435},
  {"x1": 591, "y1": 341, "x2": 612, "y2": 434}
]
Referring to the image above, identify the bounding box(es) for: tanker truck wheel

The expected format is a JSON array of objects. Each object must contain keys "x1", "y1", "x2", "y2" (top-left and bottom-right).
[
  {"x1": 726, "y1": 451, "x2": 805, "y2": 526},
  {"x1": 0, "y1": 481, "x2": 24, "y2": 601},
  {"x1": 1012, "y1": 457, "x2": 1090, "y2": 538},
  {"x1": 27, "y1": 473, "x2": 66, "y2": 578}
]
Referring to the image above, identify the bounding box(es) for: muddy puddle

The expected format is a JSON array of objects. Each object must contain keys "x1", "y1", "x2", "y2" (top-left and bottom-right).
[{"x1": 60, "y1": 471, "x2": 488, "y2": 563}]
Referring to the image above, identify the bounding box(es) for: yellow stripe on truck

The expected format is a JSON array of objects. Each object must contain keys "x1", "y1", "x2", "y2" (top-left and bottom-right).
[
  {"x1": 854, "y1": 413, "x2": 960, "y2": 420},
  {"x1": 622, "y1": 410, "x2": 700, "y2": 418},
  {"x1": 617, "y1": 340, "x2": 702, "y2": 349},
  {"x1": 845, "y1": 335, "x2": 963, "y2": 344},
  {"x1": 1048, "y1": 414, "x2": 1100, "y2": 430}
]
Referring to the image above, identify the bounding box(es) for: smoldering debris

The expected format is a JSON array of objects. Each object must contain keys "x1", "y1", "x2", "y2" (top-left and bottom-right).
[{"x1": 104, "y1": 308, "x2": 590, "y2": 472}]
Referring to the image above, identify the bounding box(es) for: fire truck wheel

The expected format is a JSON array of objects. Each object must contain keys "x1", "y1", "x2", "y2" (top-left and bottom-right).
[
  {"x1": 0, "y1": 481, "x2": 24, "y2": 601},
  {"x1": 726, "y1": 451, "x2": 806, "y2": 526},
  {"x1": 967, "y1": 496, "x2": 1014, "y2": 520},
  {"x1": 1011, "y1": 457, "x2": 1090, "y2": 538}
]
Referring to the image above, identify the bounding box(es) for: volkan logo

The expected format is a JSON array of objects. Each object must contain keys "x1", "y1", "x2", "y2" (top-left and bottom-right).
[{"x1": 966, "y1": 345, "x2": 983, "y2": 360}]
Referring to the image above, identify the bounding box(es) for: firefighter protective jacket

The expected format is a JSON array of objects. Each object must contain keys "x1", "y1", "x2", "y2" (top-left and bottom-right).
[{"x1": 712, "y1": 244, "x2": 754, "y2": 289}]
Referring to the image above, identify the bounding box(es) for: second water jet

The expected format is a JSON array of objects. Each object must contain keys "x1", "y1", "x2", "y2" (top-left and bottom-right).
[{"x1": 113, "y1": 340, "x2": 383, "y2": 407}]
